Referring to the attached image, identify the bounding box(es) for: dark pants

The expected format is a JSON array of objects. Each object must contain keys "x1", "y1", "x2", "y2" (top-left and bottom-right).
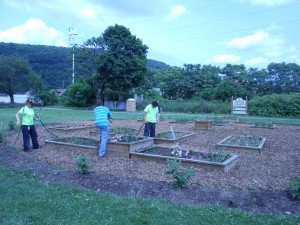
[
  {"x1": 21, "y1": 125, "x2": 39, "y2": 151},
  {"x1": 144, "y1": 122, "x2": 156, "y2": 137}
]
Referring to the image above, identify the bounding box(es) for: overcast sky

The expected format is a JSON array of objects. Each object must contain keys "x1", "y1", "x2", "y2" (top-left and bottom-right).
[{"x1": 0, "y1": 0, "x2": 299, "y2": 68}]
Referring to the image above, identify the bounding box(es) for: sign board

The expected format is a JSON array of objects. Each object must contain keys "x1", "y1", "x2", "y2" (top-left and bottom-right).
[{"x1": 232, "y1": 97, "x2": 247, "y2": 115}]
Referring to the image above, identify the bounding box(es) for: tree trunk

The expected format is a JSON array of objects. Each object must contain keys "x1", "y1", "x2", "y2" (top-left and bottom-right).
[{"x1": 9, "y1": 94, "x2": 15, "y2": 107}]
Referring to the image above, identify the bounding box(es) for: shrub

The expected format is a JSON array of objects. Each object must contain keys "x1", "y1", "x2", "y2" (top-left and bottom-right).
[
  {"x1": 38, "y1": 90, "x2": 58, "y2": 106},
  {"x1": 0, "y1": 122, "x2": 8, "y2": 143},
  {"x1": 75, "y1": 154, "x2": 91, "y2": 175},
  {"x1": 289, "y1": 176, "x2": 300, "y2": 200},
  {"x1": 61, "y1": 78, "x2": 96, "y2": 107},
  {"x1": 8, "y1": 121, "x2": 15, "y2": 130},
  {"x1": 249, "y1": 93, "x2": 300, "y2": 117},
  {"x1": 165, "y1": 159, "x2": 195, "y2": 189}
]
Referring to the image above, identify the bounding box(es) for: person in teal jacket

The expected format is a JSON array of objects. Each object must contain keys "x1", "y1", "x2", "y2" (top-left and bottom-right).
[
  {"x1": 94, "y1": 99, "x2": 112, "y2": 157},
  {"x1": 15, "y1": 98, "x2": 39, "y2": 152}
]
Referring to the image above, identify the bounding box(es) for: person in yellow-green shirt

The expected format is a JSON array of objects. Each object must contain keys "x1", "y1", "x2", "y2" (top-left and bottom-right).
[
  {"x1": 143, "y1": 100, "x2": 159, "y2": 137},
  {"x1": 16, "y1": 98, "x2": 39, "y2": 152}
]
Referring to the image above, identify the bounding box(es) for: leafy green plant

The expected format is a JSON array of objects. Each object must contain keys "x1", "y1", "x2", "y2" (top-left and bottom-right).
[
  {"x1": 289, "y1": 176, "x2": 300, "y2": 200},
  {"x1": 0, "y1": 122, "x2": 8, "y2": 143},
  {"x1": 110, "y1": 127, "x2": 136, "y2": 133},
  {"x1": 75, "y1": 154, "x2": 91, "y2": 175},
  {"x1": 165, "y1": 159, "x2": 195, "y2": 189},
  {"x1": 109, "y1": 133, "x2": 144, "y2": 143},
  {"x1": 222, "y1": 135, "x2": 263, "y2": 147},
  {"x1": 8, "y1": 120, "x2": 16, "y2": 130}
]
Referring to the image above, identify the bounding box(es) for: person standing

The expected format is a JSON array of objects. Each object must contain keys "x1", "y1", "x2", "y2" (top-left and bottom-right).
[
  {"x1": 143, "y1": 100, "x2": 159, "y2": 137},
  {"x1": 94, "y1": 100, "x2": 112, "y2": 157},
  {"x1": 158, "y1": 101, "x2": 162, "y2": 119},
  {"x1": 16, "y1": 98, "x2": 39, "y2": 152}
]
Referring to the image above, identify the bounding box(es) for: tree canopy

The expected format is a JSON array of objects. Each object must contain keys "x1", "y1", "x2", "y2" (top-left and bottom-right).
[
  {"x1": 0, "y1": 55, "x2": 43, "y2": 106},
  {"x1": 76, "y1": 24, "x2": 148, "y2": 102}
]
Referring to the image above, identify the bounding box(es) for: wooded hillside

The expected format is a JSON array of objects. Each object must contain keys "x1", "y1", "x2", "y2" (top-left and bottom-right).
[{"x1": 0, "y1": 42, "x2": 169, "y2": 90}]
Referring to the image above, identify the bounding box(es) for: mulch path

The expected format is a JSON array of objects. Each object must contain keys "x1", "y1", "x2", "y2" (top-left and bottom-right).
[{"x1": 1, "y1": 120, "x2": 300, "y2": 215}]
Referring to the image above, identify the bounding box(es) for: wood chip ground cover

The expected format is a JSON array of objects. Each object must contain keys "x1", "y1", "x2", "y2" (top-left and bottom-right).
[{"x1": 1, "y1": 119, "x2": 300, "y2": 215}]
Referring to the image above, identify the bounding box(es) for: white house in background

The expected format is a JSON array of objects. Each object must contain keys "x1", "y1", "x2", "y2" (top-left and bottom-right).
[{"x1": 0, "y1": 93, "x2": 29, "y2": 104}]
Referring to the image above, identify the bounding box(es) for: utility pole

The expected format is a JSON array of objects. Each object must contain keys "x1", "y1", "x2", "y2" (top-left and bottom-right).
[{"x1": 69, "y1": 25, "x2": 77, "y2": 84}]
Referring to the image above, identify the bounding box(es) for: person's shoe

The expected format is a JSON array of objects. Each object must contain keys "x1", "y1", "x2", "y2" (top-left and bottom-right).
[{"x1": 99, "y1": 154, "x2": 105, "y2": 158}]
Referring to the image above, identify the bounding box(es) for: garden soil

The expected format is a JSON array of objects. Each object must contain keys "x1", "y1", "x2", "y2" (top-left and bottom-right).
[{"x1": 1, "y1": 120, "x2": 299, "y2": 215}]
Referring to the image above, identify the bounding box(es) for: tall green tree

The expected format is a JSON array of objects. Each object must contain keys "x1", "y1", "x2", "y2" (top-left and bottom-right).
[
  {"x1": 267, "y1": 62, "x2": 300, "y2": 94},
  {"x1": 158, "y1": 66, "x2": 184, "y2": 99},
  {"x1": 0, "y1": 55, "x2": 43, "y2": 106},
  {"x1": 95, "y1": 24, "x2": 148, "y2": 102},
  {"x1": 220, "y1": 64, "x2": 249, "y2": 85},
  {"x1": 247, "y1": 67, "x2": 272, "y2": 95},
  {"x1": 214, "y1": 78, "x2": 249, "y2": 101}
]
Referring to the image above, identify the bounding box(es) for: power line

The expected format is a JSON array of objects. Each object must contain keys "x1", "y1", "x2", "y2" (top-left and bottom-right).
[
  {"x1": 127, "y1": 0, "x2": 231, "y2": 26},
  {"x1": 141, "y1": 2, "x2": 300, "y2": 36},
  {"x1": 152, "y1": 18, "x2": 300, "y2": 46}
]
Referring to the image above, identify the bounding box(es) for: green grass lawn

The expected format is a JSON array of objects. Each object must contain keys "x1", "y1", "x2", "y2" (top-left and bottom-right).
[
  {"x1": 0, "y1": 166, "x2": 299, "y2": 225},
  {"x1": 1, "y1": 106, "x2": 299, "y2": 129}
]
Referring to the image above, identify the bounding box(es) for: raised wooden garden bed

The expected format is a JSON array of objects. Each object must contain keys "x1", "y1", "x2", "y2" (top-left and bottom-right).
[
  {"x1": 211, "y1": 120, "x2": 234, "y2": 126},
  {"x1": 216, "y1": 135, "x2": 266, "y2": 152},
  {"x1": 250, "y1": 122, "x2": 275, "y2": 129},
  {"x1": 169, "y1": 118, "x2": 194, "y2": 124},
  {"x1": 45, "y1": 136, "x2": 99, "y2": 155},
  {"x1": 194, "y1": 120, "x2": 212, "y2": 130},
  {"x1": 106, "y1": 136, "x2": 154, "y2": 157},
  {"x1": 130, "y1": 146, "x2": 238, "y2": 172},
  {"x1": 48, "y1": 125, "x2": 94, "y2": 133},
  {"x1": 154, "y1": 131, "x2": 196, "y2": 144},
  {"x1": 89, "y1": 127, "x2": 139, "y2": 137}
]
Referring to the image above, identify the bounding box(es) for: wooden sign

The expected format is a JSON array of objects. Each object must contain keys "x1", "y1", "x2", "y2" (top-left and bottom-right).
[{"x1": 232, "y1": 97, "x2": 247, "y2": 115}]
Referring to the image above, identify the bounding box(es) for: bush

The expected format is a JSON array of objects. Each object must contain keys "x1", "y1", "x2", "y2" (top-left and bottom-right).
[
  {"x1": 249, "y1": 93, "x2": 300, "y2": 117},
  {"x1": 289, "y1": 176, "x2": 300, "y2": 200},
  {"x1": 61, "y1": 79, "x2": 96, "y2": 107},
  {"x1": 8, "y1": 121, "x2": 16, "y2": 131},
  {"x1": 38, "y1": 90, "x2": 58, "y2": 106},
  {"x1": 137, "y1": 99, "x2": 231, "y2": 114},
  {"x1": 165, "y1": 159, "x2": 195, "y2": 189},
  {"x1": 75, "y1": 154, "x2": 91, "y2": 175}
]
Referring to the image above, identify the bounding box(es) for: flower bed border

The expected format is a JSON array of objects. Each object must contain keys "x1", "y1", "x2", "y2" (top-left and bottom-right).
[
  {"x1": 216, "y1": 135, "x2": 266, "y2": 152},
  {"x1": 45, "y1": 138, "x2": 99, "y2": 155},
  {"x1": 154, "y1": 131, "x2": 196, "y2": 144},
  {"x1": 130, "y1": 146, "x2": 239, "y2": 172}
]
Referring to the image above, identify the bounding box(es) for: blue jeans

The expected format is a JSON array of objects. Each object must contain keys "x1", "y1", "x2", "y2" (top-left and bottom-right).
[
  {"x1": 21, "y1": 125, "x2": 39, "y2": 151},
  {"x1": 144, "y1": 122, "x2": 156, "y2": 137},
  {"x1": 97, "y1": 125, "x2": 109, "y2": 156}
]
